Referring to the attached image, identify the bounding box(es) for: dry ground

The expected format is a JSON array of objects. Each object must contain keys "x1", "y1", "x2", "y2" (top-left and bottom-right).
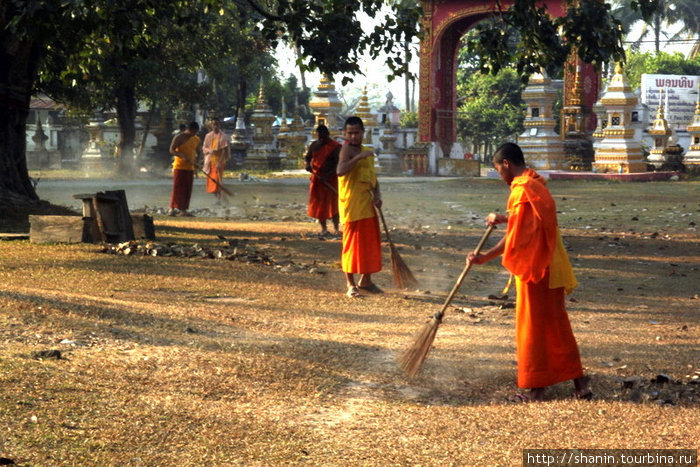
[{"x1": 1, "y1": 176, "x2": 699, "y2": 466}]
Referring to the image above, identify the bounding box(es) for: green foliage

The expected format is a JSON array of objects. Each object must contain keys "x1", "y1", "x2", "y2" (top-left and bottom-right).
[
  {"x1": 252, "y1": 0, "x2": 423, "y2": 84},
  {"x1": 456, "y1": 68, "x2": 526, "y2": 151},
  {"x1": 462, "y1": 0, "x2": 662, "y2": 78},
  {"x1": 400, "y1": 111, "x2": 418, "y2": 128},
  {"x1": 625, "y1": 51, "x2": 700, "y2": 89}
]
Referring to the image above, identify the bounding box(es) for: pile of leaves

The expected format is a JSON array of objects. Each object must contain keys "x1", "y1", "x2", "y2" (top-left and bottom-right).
[
  {"x1": 613, "y1": 372, "x2": 700, "y2": 405},
  {"x1": 99, "y1": 239, "x2": 325, "y2": 274}
]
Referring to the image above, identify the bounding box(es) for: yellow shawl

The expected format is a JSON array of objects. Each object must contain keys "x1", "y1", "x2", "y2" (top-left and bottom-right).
[{"x1": 338, "y1": 146, "x2": 377, "y2": 224}]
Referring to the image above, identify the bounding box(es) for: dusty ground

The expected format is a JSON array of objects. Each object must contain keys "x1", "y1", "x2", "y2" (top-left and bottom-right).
[{"x1": 1, "y1": 174, "x2": 699, "y2": 466}]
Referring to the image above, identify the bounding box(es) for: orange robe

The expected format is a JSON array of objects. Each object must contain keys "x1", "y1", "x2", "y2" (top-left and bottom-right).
[
  {"x1": 338, "y1": 147, "x2": 381, "y2": 274},
  {"x1": 502, "y1": 169, "x2": 582, "y2": 389},
  {"x1": 307, "y1": 139, "x2": 340, "y2": 220},
  {"x1": 203, "y1": 130, "x2": 229, "y2": 194}
]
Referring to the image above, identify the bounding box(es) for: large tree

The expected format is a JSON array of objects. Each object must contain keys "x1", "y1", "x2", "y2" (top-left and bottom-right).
[
  {"x1": 625, "y1": 50, "x2": 700, "y2": 89},
  {"x1": 456, "y1": 67, "x2": 526, "y2": 159},
  {"x1": 2, "y1": 0, "x2": 659, "y2": 210},
  {"x1": 611, "y1": 0, "x2": 699, "y2": 53},
  {"x1": 39, "y1": 1, "x2": 240, "y2": 175}
]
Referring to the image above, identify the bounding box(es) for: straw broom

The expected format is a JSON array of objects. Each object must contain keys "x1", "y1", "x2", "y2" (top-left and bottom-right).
[
  {"x1": 398, "y1": 224, "x2": 495, "y2": 377},
  {"x1": 376, "y1": 205, "x2": 418, "y2": 289},
  {"x1": 198, "y1": 166, "x2": 233, "y2": 205}
]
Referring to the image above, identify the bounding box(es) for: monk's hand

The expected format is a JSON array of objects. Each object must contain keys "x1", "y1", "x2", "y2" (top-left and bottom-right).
[
  {"x1": 467, "y1": 252, "x2": 487, "y2": 265},
  {"x1": 485, "y1": 212, "x2": 507, "y2": 226}
]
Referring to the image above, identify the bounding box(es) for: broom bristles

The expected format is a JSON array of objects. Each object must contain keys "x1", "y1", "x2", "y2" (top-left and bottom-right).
[
  {"x1": 390, "y1": 244, "x2": 418, "y2": 289},
  {"x1": 398, "y1": 315, "x2": 442, "y2": 377}
]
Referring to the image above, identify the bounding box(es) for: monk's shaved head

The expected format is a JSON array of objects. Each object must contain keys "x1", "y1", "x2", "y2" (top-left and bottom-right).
[{"x1": 493, "y1": 142, "x2": 525, "y2": 167}]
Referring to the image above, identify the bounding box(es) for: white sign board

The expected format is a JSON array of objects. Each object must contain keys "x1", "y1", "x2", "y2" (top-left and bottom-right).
[{"x1": 640, "y1": 74, "x2": 699, "y2": 129}]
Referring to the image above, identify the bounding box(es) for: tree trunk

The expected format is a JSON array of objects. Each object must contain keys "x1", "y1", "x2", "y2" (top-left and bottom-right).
[
  {"x1": 654, "y1": 12, "x2": 661, "y2": 53},
  {"x1": 404, "y1": 41, "x2": 411, "y2": 112},
  {"x1": 137, "y1": 101, "x2": 157, "y2": 166},
  {"x1": 295, "y1": 44, "x2": 307, "y2": 91},
  {"x1": 115, "y1": 83, "x2": 137, "y2": 176},
  {"x1": 0, "y1": 39, "x2": 40, "y2": 200}
]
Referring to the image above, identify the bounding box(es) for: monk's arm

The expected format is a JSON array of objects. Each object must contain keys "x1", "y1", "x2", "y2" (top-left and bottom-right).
[
  {"x1": 169, "y1": 134, "x2": 188, "y2": 158},
  {"x1": 202, "y1": 134, "x2": 212, "y2": 156},
  {"x1": 468, "y1": 235, "x2": 505, "y2": 265},
  {"x1": 485, "y1": 212, "x2": 508, "y2": 226},
  {"x1": 373, "y1": 181, "x2": 382, "y2": 208},
  {"x1": 305, "y1": 141, "x2": 321, "y2": 171},
  {"x1": 336, "y1": 147, "x2": 373, "y2": 176}
]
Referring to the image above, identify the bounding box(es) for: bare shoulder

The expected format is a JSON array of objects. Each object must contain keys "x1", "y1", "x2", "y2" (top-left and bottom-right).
[
  {"x1": 171, "y1": 132, "x2": 189, "y2": 146},
  {"x1": 339, "y1": 143, "x2": 357, "y2": 159},
  {"x1": 309, "y1": 140, "x2": 323, "y2": 152}
]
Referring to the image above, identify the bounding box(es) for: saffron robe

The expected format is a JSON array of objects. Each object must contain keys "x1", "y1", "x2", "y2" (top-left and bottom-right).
[
  {"x1": 170, "y1": 169, "x2": 194, "y2": 210},
  {"x1": 203, "y1": 130, "x2": 229, "y2": 194},
  {"x1": 170, "y1": 135, "x2": 199, "y2": 209},
  {"x1": 172, "y1": 135, "x2": 199, "y2": 171},
  {"x1": 307, "y1": 139, "x2": 341, "y2": 220},
  {"x1": 339, "y1": 147, "x2": 381, "y2": 274},
  {"x1": 503, "y1": 169, "x2": 582, "y2": 389}
]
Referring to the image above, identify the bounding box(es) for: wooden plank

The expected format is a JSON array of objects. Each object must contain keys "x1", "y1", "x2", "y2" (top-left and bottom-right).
[
  {"x1": 0, "y1": 233, "x2": 30, "y2": 241},
  {"x1": 108, "y1": 190, "x2": 135, "y2": 241},
  {"x1": 131, "y1": 214, "x2": 156, "y2": 240},
  {"x1": 91, "y1": 197, "x2": 108, "y2": 243},
  {"x1": 29, "y1": 215, "x2": 89, "y2": 244}
]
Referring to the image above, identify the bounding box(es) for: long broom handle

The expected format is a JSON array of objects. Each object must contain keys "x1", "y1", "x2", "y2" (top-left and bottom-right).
[
  {"x1": 311, "y1": 170, "x2": 338, "y2": 195},
  {"x1": 376, "y1": 205, "x2": 395, "y2": 246},
  {"x1": 436, "y1": 224, "x2": 495, "y2": 316},
  {"x1": 198, "y1": 167, "x2": 233, "y2": 196}
]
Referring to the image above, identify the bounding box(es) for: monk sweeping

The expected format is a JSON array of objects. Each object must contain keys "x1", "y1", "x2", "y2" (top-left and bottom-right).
[
  {"x1": 202, "y1": 118, "x2": 230, "y2": 205},
  {"x1": 468, "y1": 142, "x2": 591, "y2": 402},
  {"x1": 304, "y1": 124, "x2": 341, "y2": 236},
  {"x1": 337, "y1": 116, "x2": 383, "y2": 298},
  {"x1": 168, "y1": 121, "x2": 202, "y2": 217}
]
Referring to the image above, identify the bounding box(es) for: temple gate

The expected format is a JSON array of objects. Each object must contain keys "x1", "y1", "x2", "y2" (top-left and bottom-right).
[{"x1": 418, "y1": 0, "x2": 600, "y2": 169}]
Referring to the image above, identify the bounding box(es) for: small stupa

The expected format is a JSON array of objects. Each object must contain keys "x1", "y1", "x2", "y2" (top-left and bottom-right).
[
  {"x1": 592, "y1": 63, "x2": 646, "y2": 173},
  {"x1": 647, "y1": 88, "x2": 673, "y2": 169},
  {"x1": 309, "y1": 74, "x2": 342, "y2": 132},
  {"x1": 519, "y1": 71, "x2": 567, "y2": 170},
  {"x1": 354, "y1": 86, "x2": 377, "y2": 145},
  {"x1": 229, "y1": 115, "x2": 249, "y2": 166},
  {"x1": 683, "y1": 82, "x2": 700, "y2": 168},
  {"x1": 245, "y1": 81, "x2": 281, "y2": 170}
]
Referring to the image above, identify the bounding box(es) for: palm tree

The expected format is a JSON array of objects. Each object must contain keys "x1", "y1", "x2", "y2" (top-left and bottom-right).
[{"x1": 612, "y1": 0, "x2": 700, "y2": 53}]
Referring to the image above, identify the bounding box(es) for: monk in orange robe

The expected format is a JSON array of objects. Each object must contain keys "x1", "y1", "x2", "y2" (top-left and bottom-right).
[
  {"x1": 203, "y1": 118, "x2": 230, "y2": 205},
  {"x1": 337, "y1": 116, "x2": 383, "y2": 298},
  {"x1": 168, "y1": 121, "x2": 202, "y2": 217},
  {"x1": 468, "y1": 142, "x2": 591, "y2": 402},
  {"x1": 305, "y1": 124, "x2": 341, "y2": 236}
]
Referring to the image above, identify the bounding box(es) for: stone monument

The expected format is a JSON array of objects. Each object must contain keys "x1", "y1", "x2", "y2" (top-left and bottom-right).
[
  {"x1": 684, "y1": 83, "x2": 700, "y2": 168},
  {"x1": 519, "y1": 72, "x2": 567, "y2": 170},
  {"x1": 592, "y1": 64, "x2": 647, "y2": 173},
  {"x1": 244, "y1": 82, "x2": 281, "y2": 170},
  {"x1": 647, "y1": 88, "x2": 673, "y2": 169},
  {"x1": 309, "y1": 74, "x2": 342, "y2": 132},
  {"x1": 561, "y1": 65, "x2": 594, "y2": 170}
]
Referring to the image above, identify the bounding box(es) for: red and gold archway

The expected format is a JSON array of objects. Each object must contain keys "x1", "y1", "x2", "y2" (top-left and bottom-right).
[{"x1": 418, "y1": 0, "x2": 599, "y2": 155}]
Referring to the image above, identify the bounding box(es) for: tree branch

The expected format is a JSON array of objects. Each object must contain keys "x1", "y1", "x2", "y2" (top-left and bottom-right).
[{"x1": 241, "y1": 0, "x2": 283, "y2": 21}]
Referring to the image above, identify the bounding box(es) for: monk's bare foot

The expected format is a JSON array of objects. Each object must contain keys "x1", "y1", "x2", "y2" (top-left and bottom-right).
[
  {"x1": 528, "y1": 388, "x2": 546, "y2": 401},
  {"x1": 573, "y1": 376, "x2": 593, "y2": 400},
  {"x1": 509, "y1": 388, "x2": 546, "y2": 403}
]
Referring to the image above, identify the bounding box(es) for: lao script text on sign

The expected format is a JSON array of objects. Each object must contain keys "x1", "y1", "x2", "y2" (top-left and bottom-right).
[{"x1": 640, "y1": 74, "x2": 699, "y2": 129}]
